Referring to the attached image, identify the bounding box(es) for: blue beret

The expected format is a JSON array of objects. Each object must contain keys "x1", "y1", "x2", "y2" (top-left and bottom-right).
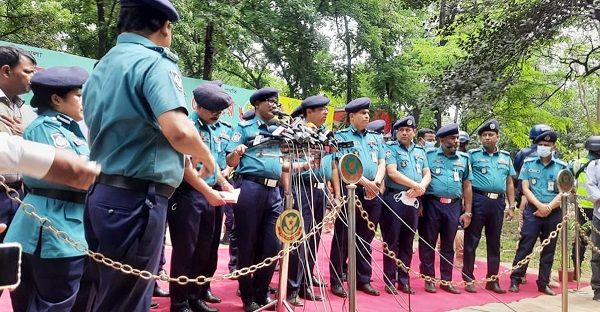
[
  {"x1": 477, "y1": 119, "x2": 499, "y2": 135},
  {"x1": 290, "y1": 106, "x2": 303, "y2": 118},
  {"x1": 436, "y1": 123, "x2": 459, "y2": 138},
  {"x1": 301, "y1": 95, "x2": 330, "y2": 110},
  {"x1": 120, "y1": 0, "x2": 180, "y2": 22},
  {"x1": 249, "y1": 87, "x2": 278, "y2": 105},
  {"x1": 393, "y1": 116, "x2": 416, "y2": 130},
  {"x1": 534, "y1": 130, "x2": 557, "y2": 144},
  {"x1": 458, "y1": 131, "x2": 470, "y2": 143},
  {"x1": 345, "y1": 97, "x2": 371, "y2": 113},
  {"x1": 193, "y1": 84, "x2": 232, "y2": 111},
  {"x1": 31, "y1": 66, "x2": 89, "y2": 92},
  {"x1": 242, "y1": 109, "x2": 256, "y2": 121},
  {"x1": 367, "y1": 120, "x2": 386, "y2": 133}
]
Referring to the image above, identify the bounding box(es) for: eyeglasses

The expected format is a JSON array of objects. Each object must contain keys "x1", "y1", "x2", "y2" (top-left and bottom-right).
[{"x1": 266, "y1": 98, "x2": 279, "y2": 106}]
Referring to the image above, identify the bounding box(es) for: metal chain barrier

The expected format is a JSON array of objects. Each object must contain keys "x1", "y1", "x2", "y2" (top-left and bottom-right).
[
  {"x1": 354, "y1": 195, "x2": 568, "y2": 287},
  {"x1": 578, "y1": 226, "x2": 600, "y2": 255},
  {"x1": 0, "y1": 177, "x2": 348, "y2": 285},
  {"x1": 577, "y1": 204, "x2": 600, "y2": 236}
]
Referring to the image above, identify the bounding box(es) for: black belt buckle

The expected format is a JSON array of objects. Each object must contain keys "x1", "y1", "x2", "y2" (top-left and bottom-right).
[
  {"x1": 241, "y1": 174, "x2": 279, "y2": 188},
  {"x1": 474, "y1": 189, "x2": 501, "y2": 200}
]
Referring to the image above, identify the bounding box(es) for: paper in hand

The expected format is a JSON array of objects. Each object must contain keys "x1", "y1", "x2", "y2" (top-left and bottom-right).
[{"x1": 218, "y1": 188, "x2": 241, "y2": 204}]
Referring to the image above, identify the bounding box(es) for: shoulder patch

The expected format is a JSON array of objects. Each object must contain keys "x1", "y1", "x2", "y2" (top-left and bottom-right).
[
  {"x1": 231, "y1": 132, "x2": 242, "y2": 143},
  {"x1": 51, "y1": 132, "x2": 69, "y2": 149},
  {"x1": 169, "y1": 70, "x2": 184, "y2": 93}
]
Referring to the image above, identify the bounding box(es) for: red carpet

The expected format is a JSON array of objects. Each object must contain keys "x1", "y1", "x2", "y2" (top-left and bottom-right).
[{"x1": 0, "y1": 233, "x2": 585, "y2": 311}]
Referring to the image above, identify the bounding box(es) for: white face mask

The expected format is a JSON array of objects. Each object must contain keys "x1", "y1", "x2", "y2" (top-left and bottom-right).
[
  {"x1": 537, "y1": 145, "x2": 552, "y2": 158},
  {"x1": 424, "y1": 141, "x2": 436, "y2": 149}
]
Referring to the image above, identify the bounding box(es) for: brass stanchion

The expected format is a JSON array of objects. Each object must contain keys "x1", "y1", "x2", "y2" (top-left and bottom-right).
[{"x1": 557, "y1": 169, "x2": 575, "y2": 312}]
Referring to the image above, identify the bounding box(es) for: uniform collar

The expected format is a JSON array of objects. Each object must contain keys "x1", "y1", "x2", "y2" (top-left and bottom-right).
[
  {"x1": 252, "y1": 115, "x2": 268, "y2": 127},
  {"x1": 535, "y1": 156, "x2": 556, "y2": 166},
  {"x1": 43, "y1": 110, "x2": 85, "y2": 138},
  {"x1": 349, "y1": 125, "x2": 367, "y2": 136},
  {"x1": 479, "y1": 145, "x2": 499, "y2": 155},
  {"x1": 117, "y1": 33, "x2": 159, "y2": 47},
  {"x1": 398, "y1": 141, "x2": 415, "y2": 151},
  {"x1": 0, "y1": 88, "x2": 24, "y2": 108},
  {"x1": 436, "y1": 146, "x2": 458, "y2": 158}
]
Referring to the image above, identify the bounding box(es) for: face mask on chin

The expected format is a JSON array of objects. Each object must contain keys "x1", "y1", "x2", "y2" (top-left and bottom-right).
[
  {"x1": 424, "y1": 141, "x2": 436, "y2": 149},
  {"x1": 537, "y1": 145, "x2": 552, "y2": 158}
]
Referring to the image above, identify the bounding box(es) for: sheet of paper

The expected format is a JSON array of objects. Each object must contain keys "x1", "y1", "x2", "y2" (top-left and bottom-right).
[{"x1": 219, "y1": 188, "x2": 241, "y2": 204}]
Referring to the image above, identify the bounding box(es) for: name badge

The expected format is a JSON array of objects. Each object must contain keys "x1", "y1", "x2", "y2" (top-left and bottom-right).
[
  {"x1": 371, "y1": 151, "x2": 378, "y2": 163},
  {"x1": 547, "y1": 181, "x2": 554, "y2": 192},
  {"x1": 416, "y1": 163, "x2": 422, "y2": 174},
  {"x1": 453, "y1": 171, "x2": 460, "y2": 182}
]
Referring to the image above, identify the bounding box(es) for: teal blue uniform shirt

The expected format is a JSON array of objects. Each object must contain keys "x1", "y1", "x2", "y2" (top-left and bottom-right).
[
  {"x1": 193, "y1": 117, "x2": 220, "y2": 186},
  {"x1": 334, "y1": 126, "x2": 385, "y2": 181},
  {"x1": 212, "y1": 120, "x2": 233, "y2": 171},
  {"x1": 469, "y1": 147, "x2": 516, "y2": 193},
  {"x1": 5, "y1": 111, "x2": 89, "y2": 258},
  {"x1": 518, "y1": 157, "x2": 568, "y2": 204},
  {"x1": 226, "y1": 116, "x2": 282, "y2": 180},
  {"x1": 385, "y1": 141, "x2": 429, "y2": 191},
  {"x1": 426, "y1": 147, "x2": 472, "y2": 198},
  {"x1": 83, "y1": 33, "x2": 187, "y2": 188}
]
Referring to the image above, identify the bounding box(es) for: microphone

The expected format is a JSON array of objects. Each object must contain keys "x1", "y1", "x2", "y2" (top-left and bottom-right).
[{"x1": 271, "y1": 109, "x2": 289, "y2": 117}]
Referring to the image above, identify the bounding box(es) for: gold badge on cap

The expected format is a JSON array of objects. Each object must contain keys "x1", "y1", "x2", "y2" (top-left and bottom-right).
[{"x1": 490, "y1": 123, "x2": 495, "y2": 130}]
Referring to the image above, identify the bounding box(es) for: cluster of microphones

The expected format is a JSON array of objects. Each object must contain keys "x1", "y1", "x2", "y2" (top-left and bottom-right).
[{"x1": 244, "y1": 109, "x2": 353, "y2": 152}]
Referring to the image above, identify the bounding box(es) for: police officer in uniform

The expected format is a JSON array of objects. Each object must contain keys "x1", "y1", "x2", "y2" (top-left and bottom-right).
[
  {"x1": 514, "y1": 124, "x2": 553, "y2": 207},
  {"x1": 462, "y1": 119, "x2": 516, "y2": 294},
  {"x1": 226, "y1": 87, "x2": 285, "y2": 312},
  {"x1": 4, "y1": 66, "x2": 89, "y2": 311},
  {"x1": 509, "y1": 130, "x2": 567, "y2": 296},
  {"x1": 82, "y1": 1, "x2": 216, "y2": 310},
  {"x1": 419, "y1": 123, "x2": 472, "y2": 294},
  {"x1": 458, "y1": 131, "x2": 470, "y2": 153},
  {"x1": 416, "y1": 128, "x2": 436, "y2": 151},
  {"x1": 381, "y1": 116, "x2": 431, "y2": 295},
  {"x1": 329, "y1": 97, "x2": 386, "y2": 297},
  {"x1": 287, "y1": 95, "x2": 338, "y2": 306}
]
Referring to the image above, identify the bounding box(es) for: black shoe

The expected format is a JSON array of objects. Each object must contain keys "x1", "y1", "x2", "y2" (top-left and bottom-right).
[
  {"x1": 299, "y1": 287, "x2": 322, "y2": 301},
  {"x1": 287, "y1": 291, "x2": 304, "y2": 307},
  {"x1": 220, "y1": 231, "x2": 230, "y2": 245},
  {"x1": 357, "y1": 283, "x2": 380, "y2": 296},
  {"x1": 593, "y1": 291, "x2": 600, "y2": 301},
  {"x1": 189, "y1": 299, "x2": 219, "y2": 312},
  {"x1": 508, "y1": 283, "x2": 520, "y2": 293},
  {"x1": 331, "y1": 284, "x2": 348, "y2": 297},
  {"x1": 256, "y1": 297, "x2": 275, "y2": 311},
  {"x1": 538, "y1": 285, "x2": 556, "y2": 296},
  {"x1": 310, "y1": 275, "x2": 327, "y2": 287},
  {"x1": 398, "y1": 283, "x2": 415, "y2": 294},
  {"x1": 341, "y1": 273, "x2": 348, "y2": 282},
  {"x1": 485, "y1": 281, "x2": 506, "y2": 294},
  {"x1": 385, "y1": 284, "x2": 398, "y2": 295},
  {"x1": 150, "y1": 301, "x2": 159, "y2": 309},
  {"x1": 243, "y1": 302, "x2": 260, "y2": 312},
  {"x1": 424, "y1": 281, "x2": 436, "y2": 293},
  {"x1": 202, "y1": 290, "x2": 222, "y2": 304},
  {"x1": 236, "y1": 288, "x2": 241, "y2": 297},
  {"x1": 440, "y1": 284, "x2": 461, "y2": 294},
  {"x1": 153, "y1": 283, "x2": 170, "y2": 297},
  {"x1": 465, "y1": 283, "x2": 477, "y2": 293},
  {"x1": 268, "y1": 286, "x2": 277, "y2": 294}
]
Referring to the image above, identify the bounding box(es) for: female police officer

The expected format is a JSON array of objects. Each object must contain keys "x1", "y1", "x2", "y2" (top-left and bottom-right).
[{"x1": 4, "y1": 66, "x2": 90, "y2": 312}]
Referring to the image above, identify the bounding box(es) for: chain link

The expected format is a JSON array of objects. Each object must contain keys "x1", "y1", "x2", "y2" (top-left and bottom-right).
[
  {"x1": 0, "y1": 179, "x2": 348, "y2": 285},
  {"x1": 354, "y1": 195, "x2": 568, "y2": 287},
  {"x1": 577, "y1": 204, "x2": 600, "y2": 236}
]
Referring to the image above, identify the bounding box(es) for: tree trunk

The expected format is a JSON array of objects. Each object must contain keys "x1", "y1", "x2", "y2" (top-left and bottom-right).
[
  {"x1": 596, "y1": 86, "x2": 600, "y2": 123},
  {"x1": 344, "y1": 15, "x2": 352, "y2": 104},
  {"x1": 202, "y1": 22, "x2": 215, "y2": 80},
  {"x1": 96, "y1": 0, "x2": 108, "y2": 59}
]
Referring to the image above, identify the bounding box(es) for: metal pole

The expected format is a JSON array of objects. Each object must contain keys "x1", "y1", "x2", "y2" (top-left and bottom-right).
[
  {"x1": 561, "y1": 192, "x2": 569, "y2": 312},
  {"x1": 347, "y1": 184, "x2": 357, "y2": 312},
  {"x1": 574, "y1": 199, "x2": 581, "y2": 291}
]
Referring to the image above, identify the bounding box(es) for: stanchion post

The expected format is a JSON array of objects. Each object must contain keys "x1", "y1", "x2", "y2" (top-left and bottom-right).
[
  {"x1": 574, "y1": 198, "x2": 581, "y2": 291},
  {"x1": 557, "y1": 169, "x2": 575, "y2": 312}
]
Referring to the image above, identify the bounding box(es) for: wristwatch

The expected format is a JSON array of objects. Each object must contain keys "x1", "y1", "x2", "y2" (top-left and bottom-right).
[
  {"x1": 509, "y1": 202, "x2": 517, "y2": 209},
  {"x1": 464, "y1": 212, "x2": 472, "y2": 217}
]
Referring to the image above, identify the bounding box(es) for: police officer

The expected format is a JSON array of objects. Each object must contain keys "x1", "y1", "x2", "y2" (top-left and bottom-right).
[
  {"x1": 571, "y1": 136, "x2": 600, "y2": 278},
  {"x1": 509, "y1": 130, "x2": 567, "y2": 296},
  {"x1": 583, "y1": 143, "x2": 600, "y2": 301},
  {"x1": 226, "y1": 87, "x2": 285, "y2": 312},
  {"x1": 462, "y1": 119, "x2": 516, "y2": 294},
  {"x1": 82, "y1": 1, "x2": 216, "y2": 310},
  {"x1": 329, "y1": 97, "x2": 386, "y2": 297},
  {"x1": 419, "y1": 123, "x2": 472, "y2": 294},
  {"x1": 514, "y1": 124, "x2": 553, "y2": 207},
  {"x1": 4, "y1": 66, "x2": 89, "y2": 311},
  {"x1": 381, "y1": 116, "x2": 431, "y2": 295},
  {"x1": 367, "y1": 119, "x2": 386, "y2": 134},
  {"x1": 458, "y1": 131, "x2": 470, "y2": 152},
  {"x1": 286, "y1": 95, "x2": 338, "y2": 306},
  {"x1": 242, "y1": 109, "x2": 256, "y2": 121},
  {"x1": 417, "y1": 128, "x2": 436, "y2": 151},
  {"x1": 0, "y1": 46, "x2": 37, "y2": 244}
]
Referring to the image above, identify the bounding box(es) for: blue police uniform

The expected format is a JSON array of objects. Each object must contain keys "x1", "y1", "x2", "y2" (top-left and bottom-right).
[
  {"x1": 462, "y1": 119, "x2": 516, "y2": 286},
  {"x1": 4, "y1": 65, "x2": 89, "y2": 312},
  {"x1": 329, "y1": 97, "x2": 385, "y2": 290},
  {"x1": 419, "y1": 124, "x2": 472, "y2": 284},
  {"x1": 380, "y1": 116, "x2": 428, "y2": 290},
  {"x1": 167, "y1": 84, "x2": 231, "y2": 311},
  {"x1": 510, "y1": 131, "x2": 567, "y2": 291},
  {"x1": 82, "y1": 3, "x2": 185, "y2": 308},
  {"x1": 226, "y1": 88, "x2": 283, "y2": 307}
]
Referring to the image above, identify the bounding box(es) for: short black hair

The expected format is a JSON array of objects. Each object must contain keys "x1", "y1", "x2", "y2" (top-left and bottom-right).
[
  {"x1": 117, "y1": 6, "x2": 169, "y2": 34},
  {"x1": 417, "y1": 128, "x2": 435, "y2": 139},
  {"x1": 0, "y1": 46, "x2": 37, "y2": 68},
  {"x1": 31, "y1": 87, "x2": 75, "y2": 114}
]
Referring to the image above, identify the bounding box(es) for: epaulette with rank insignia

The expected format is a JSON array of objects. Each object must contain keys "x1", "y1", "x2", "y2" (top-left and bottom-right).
[
  {"x1": 523, "y1": 158, "x2": 536, "y2": 164},
  {"x1": 337, "y1": 128, "x2": 351, "y2": 133},
  {"x1": 220, "y1": 121, "x2": 232, "y2": 128},
  {"x1": 386, "y1": 141, "x2": 398, "y2": 146},
  {"x1": 239, "y1": 120, "x2": 252, "y2": 127},
  {"x1": 499, "y1": 150, "x2": 511, "y2": 156},
  {"x1": 555, "y1": 159, "x2": 568, "y2": 168},
  {"x1": 413, "y1": 145, "x2": 424, "y2": 151},
  {"x1": 467, "y1": 148, "x2": 480, "y2": 154},
  {"x1": 144, "y1": 46, "x2": 179, "y2": 63}
]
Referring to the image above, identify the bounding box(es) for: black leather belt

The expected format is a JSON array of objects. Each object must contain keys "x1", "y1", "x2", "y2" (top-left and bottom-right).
[
  {"x1": 473, "y1": 188, "x2": 503, "y2": 200},
  {"x1": 239, "y1": 174, "x2": 279, "y2": 188},
  {"x1": 0, "y1": 180, "x2": 23, "y2": 192},
  {"x1": 98, "y1": 173, "x2": 176, "y2": 199},
  {"x1": 29, "y1": 188, "x2": 87, "y2": 204},
  {"x1": 426, "y1": 195, "x2": 459, "y2": 204}
]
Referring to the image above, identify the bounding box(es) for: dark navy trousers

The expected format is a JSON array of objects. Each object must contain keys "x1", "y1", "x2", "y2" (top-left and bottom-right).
[
  {"x1": 84, "y1": 183, "x2": 167, "y2": 312},
  {"x1": 418, "y1": 196, "x2": 461, "y2": 281},
  {"x1": 287, "y1": 182, "x2": 326, "y2": 292},
  {"x1": 0, "y1": 185, "x2": 23, "y2": 242},
  {"x1": 233, "y1": 177, "x2": 282, "y2": 305},
  {"x1": 167, "y1": 186, "x2": 218, "y2": 309},
  {"x1": 462, "y1": 193, "x2": 505, "y2": 281},
  {"x1": 380, "y1": 191, "x2": 419, "y2": 286},
  {"x1": 330, "y1": 189, "x2": 382, "y2": 286},
  {"x1": 510, "y1": 205, "x2": 561, "y2": 288}
]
